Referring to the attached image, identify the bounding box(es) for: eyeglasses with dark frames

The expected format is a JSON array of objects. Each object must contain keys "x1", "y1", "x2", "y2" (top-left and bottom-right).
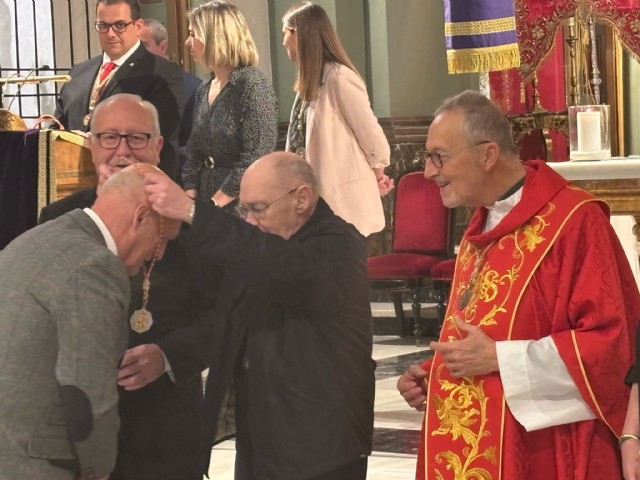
[
  {"x1": 235, "y1": 187, "x2": 300, "y2": 220},
  {"x1": 94, "y1": 132, "x2": 154, "y2": 150},
  {"x1": 95, "y1": 20, "x2": 135, "y2": 33},
  {"x1": 420, "y1": 141, "x2": 491, "y2": 168}
]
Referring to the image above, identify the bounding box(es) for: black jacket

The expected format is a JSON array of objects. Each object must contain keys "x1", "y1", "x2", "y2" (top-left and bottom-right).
[
  {"x1": 191, "y1": 198, "x2": 375, "y2": 480},
  {"x1": 55, "y1": 44, "x2": 186, "y2": 178}
]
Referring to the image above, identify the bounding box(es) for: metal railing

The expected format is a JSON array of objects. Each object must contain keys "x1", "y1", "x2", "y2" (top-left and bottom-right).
[{"x1": 0, "y1": 0, "x2": 99, "y2": 125}]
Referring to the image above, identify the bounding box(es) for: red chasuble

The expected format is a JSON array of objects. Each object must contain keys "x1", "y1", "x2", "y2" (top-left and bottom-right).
[{"x1": 416, "y1": 160, "x2": 640, "y2": 480}]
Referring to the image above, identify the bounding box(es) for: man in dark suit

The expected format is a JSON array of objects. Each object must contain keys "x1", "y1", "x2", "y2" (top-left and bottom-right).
[
  {"x1": 55, "y1": 0, "x2": 185, "y2": 177},
  {"x1": 146, "y1": 152, "x2": 376, "y2": 480},
  {"x1": 139, "y1": 18, "x2": 201, "y2": 181},
  {"x1": 0, "y1": 164, "x2": 179, "y2": 480},
  {"x1": 41, "y1": 93, "x2": 212, "y2": 480}
]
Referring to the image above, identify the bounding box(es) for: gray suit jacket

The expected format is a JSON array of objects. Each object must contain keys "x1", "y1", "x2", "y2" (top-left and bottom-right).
[{"x1": 0, "y1": 209, "x2": 130, "y2": 479}]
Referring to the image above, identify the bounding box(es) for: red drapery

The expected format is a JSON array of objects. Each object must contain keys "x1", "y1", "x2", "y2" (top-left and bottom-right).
[{"x1": 515, "y1": 0, "x2": 640, "y2": 81}]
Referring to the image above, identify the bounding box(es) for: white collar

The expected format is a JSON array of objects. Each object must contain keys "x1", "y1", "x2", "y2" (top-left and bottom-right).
[
  {"x1": 102, "y1": 40, "x2": 141, "y2": 67},
  {"x1": 84, "y1": 208, "x2": 118, "y2": 255},
  {"x1": 483, "y1": 187, "x2": 523, "y2": 232}
]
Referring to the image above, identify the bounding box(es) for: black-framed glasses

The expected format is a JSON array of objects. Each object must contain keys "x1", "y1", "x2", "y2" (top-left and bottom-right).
[
  {"x1": 95, "y1": 20, "x2": 135, "y2": 33},
  {"x1": 94, "y1": 132, "x2": 153, "y2": 150},
  {"x1": 235, "y1": 187, "x2": 300, "y2": 220},
  {"x1": 420, "y1": 141, "x2": 491, "y2": 168}
]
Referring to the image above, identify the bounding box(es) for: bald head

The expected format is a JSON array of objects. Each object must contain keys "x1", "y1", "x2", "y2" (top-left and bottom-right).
[
  {"x1": 93, "y1": 164, "x2": 180, "y2": 275},
  {"x1": 91, "y1": 94, "x2": 160, "y2": 136},
  {"x1": 246, "y1": 151, "x2": 319, "y2": 198},
  {"x1": 239, "y1": 152, "x2": 318, "y2": 239}
]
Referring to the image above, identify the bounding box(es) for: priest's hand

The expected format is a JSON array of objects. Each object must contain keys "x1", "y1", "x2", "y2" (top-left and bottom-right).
[
  {"x1": 430, "y1": 316, "x2": 499, "y2": 378},
  {"x1": 117, "y1": 343, "x2": 166, "y2": 390},
  {"x1": 397, "y1": 363, "x2": 428, "y2": 412}
]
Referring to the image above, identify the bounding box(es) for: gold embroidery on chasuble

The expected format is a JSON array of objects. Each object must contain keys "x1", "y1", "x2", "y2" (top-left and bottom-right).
[{"x1": 425, "y1": 198, "x2": 585, "y2": 480}]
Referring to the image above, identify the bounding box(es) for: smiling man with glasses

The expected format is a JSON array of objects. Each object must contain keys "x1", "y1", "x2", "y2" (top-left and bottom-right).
[
  {"x1": 55, "y1": 0, "x2": 185, "y2": 178},
  {"x1": 146, "y1": 151, "x2": 376, "y2": 479},
  {"x1": 397, "y1": 90, "x2": 640, "y2": 480}
]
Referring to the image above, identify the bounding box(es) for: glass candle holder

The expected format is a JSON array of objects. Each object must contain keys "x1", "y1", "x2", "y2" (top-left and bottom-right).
[{"x1": 568, "y1": 104, "x2": 611, "y2": 161}]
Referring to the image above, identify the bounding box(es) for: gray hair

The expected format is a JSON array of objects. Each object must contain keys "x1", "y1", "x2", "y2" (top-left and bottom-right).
[
  {"x1": 434, "y1": 90, "x2": 518, "y2": 155},
  {"x1": 100, "y1": 164, "x2": 146, "y2": 198},
  {"x1": 90, "y1": 93, "x2": 161, "y2": 136},
  {"x1": 142, "y1": 18, "x2": 167, "y2": 44}
]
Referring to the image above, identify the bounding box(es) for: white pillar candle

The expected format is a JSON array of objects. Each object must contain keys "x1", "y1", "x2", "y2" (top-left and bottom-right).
[{"x1": 577, "y1": 111, "x2": 602, "y2": 152}]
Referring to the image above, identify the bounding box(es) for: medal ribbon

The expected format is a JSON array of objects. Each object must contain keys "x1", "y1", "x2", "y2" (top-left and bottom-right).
[
  {"x1": 83, "y1": 62, "x2": 118, "y2": 126},
  {"x1": 130, "y1": 217, "x2": 164, "y2": 333}
]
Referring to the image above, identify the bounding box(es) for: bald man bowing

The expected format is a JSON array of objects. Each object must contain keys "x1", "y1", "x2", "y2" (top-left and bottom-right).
[{"x1": 0, "y1": 164, "x2": 179, "y2": 480}]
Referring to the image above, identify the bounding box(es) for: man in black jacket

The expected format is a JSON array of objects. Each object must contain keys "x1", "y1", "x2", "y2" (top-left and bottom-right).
[
  {"x1": 55, "y1": 0, "x2": 185, "y2": 177},
  {"x1": 146, "y1": 152, "x2": 376, "y2": 480},
  {"x1": 41, "y1": 93, "x2": 211, "y2": 480}
]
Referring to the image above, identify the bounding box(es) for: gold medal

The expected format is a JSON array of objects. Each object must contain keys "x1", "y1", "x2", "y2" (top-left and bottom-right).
[
  {"x1": 456, "y1": 241, "x2": 495, "y2": 311},
  {"x1": 130, "y1": 308, "x2": 153, "y2": 333},
  {"x1": 129, "y1": 219, "x2": 164, "y2": 334}
]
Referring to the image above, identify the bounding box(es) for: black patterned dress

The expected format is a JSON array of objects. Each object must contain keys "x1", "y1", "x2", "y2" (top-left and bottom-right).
[{"x1": 182, "y1": 65, "x2": 278, "y2": 215}]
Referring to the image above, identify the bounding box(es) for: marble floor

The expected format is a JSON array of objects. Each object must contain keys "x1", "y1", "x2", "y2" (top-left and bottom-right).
[{"x1": 206, "y1": 303, "x2": 437, "y2": 479}]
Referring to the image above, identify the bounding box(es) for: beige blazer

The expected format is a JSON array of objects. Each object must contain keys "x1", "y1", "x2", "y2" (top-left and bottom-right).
[{"x1": 287, "y1": 63, "x2": 390, "y2": 236}]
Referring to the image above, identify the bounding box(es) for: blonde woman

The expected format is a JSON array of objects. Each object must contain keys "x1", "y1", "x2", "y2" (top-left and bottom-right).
[
  {"x1": 183, "y1": 1, "x2": 277, "y2": 214},
  {"x1": 283, "y1": 2, "x2": 393, "y2": 237}
]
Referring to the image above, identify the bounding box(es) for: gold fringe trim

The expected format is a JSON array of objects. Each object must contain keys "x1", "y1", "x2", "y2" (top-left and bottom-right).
[
  {"x1": 447, "y1": 43, "x2": 520, "y2": 74},
  {"x1": 37, "y1": 130, "x2": 55, "y2": 214},
  {"x1": 445, "y1": 16, "x2": 516, "y2": 36},
  {"x1": 50, "y1": 129, "x2": 89, "y2": 148}
]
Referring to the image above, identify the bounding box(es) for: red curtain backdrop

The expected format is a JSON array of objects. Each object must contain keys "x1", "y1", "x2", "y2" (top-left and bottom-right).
[
  {"x1": 515, "y1": 0, "x2": 640, "y2": 81},
  {"x1": 490, "y1": 29, "x2": 568, "y2": 162}
]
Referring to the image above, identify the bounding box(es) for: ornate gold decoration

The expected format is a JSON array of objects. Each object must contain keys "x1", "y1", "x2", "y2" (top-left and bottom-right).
[
  {"x1": 507, "y1": 111, "x2": 569, "y2": 162},
  {"x1": 447, "y1": 44, "x2": 520, "y2": 74},
  {"x1": 0, "y1": 108, "x2": 26, "y2": 131},
  {"x1": 431, "y1": 364, "x2": 496, "y2": 480},
  {"x1": 445, "y1": 17, "x2": 516, "y2": 36},
  {"x1": 430, "y1": 206, "x2": 554, "y2": 479}
]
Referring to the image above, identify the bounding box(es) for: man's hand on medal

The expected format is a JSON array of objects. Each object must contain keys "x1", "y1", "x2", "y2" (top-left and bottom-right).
[
  {"x1": 397, "y1": 363, "x2": 428, "y2": 412},
  {"x1": 430, "y1": 316, "x2": 499, "y2": 378},
  {"x1": 117, "y1": 343, "x2": 166, "y2": 390}
]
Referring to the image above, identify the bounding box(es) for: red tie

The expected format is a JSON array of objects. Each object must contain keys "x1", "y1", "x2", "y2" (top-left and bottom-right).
[{"x1": 98, "y1": 61, "x2": 116, "y2": 83}]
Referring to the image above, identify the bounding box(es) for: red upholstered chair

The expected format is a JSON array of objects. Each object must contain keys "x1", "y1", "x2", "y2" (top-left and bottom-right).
[{"x1": 368, "y1": 171, "x2": 453, "y2": 344}]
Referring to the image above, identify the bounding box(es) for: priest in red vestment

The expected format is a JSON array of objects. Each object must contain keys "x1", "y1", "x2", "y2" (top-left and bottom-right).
[{"x1": 398, "y1": 90, "x2": 640, "y2": 480}]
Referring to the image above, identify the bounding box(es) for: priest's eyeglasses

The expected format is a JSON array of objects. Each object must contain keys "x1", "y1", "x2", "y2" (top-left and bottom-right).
[
  {"x1": 95, "y1": 20, "x2": 135, "y2": 33},
  {"x1": 94, "y1": 132, "x2": 153, "y2": 150},
  {"x1": 421, "y1": 141, "x2": 491, "y2": 168},
  {"x1": 236, "y1": 187, "x2": 300, "y2": 220}
]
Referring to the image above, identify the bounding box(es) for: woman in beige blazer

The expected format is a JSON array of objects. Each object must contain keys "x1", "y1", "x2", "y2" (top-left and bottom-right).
[{"x1": 283, "y1": 2, "x2": 393, "y2": 237}]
